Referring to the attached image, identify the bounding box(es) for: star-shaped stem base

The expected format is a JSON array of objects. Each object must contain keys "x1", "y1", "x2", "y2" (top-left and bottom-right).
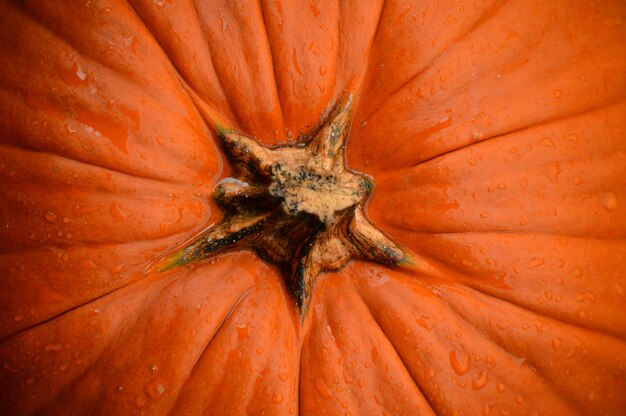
[{"x1": 156, "y1": 96, "x2": 413, "y2": 318}]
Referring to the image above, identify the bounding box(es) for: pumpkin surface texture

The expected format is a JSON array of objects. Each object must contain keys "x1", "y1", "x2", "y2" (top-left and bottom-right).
[{"x1": 1, "y1": 0, "x2": 626, "y2": 415}]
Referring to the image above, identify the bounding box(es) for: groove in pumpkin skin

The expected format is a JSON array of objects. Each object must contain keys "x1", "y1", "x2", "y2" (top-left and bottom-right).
[{"x1": 153, "y1": 95, "x2": 414, "y2": 318}]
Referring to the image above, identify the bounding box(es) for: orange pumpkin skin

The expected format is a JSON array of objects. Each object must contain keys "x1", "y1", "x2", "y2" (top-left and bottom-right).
[{"x1": 1, "y1": 0, "x2": 625, "y2": 415}]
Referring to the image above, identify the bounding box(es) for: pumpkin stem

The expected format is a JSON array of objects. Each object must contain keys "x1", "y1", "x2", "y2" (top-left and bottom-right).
[{"x1": 155, "y1": 94, "x2": 413, "y2": 319}]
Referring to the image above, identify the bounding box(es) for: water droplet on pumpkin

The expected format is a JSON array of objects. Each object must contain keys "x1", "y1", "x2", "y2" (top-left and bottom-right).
[
  {"x1": 145, "y1": 380, "x2": 166, "y2": 400},
  {"x1": 548, "y1": 162, "x2": 561, "y2": 183},
  {"x1": 76, "y1": 66, "x2": 86, "y2": 81},
  {"x1": 598, "y1": 192, "x2": 617, "y2": 211},
  {"x1": 540, "y1": 137, "x2": 555, "y2": 148},
  {"x1": 272, "y1": 392, "x2": 283, "y2": 404},
  {"x1": 415, "y1": 317, "x2": 430, "y2": 331},
  {"x1": 44, "y1": 343, "x2": 62, "y2": 352},
  {"x1": 315, "y1": 376, "x2": 333, "y2": 398},
  {"x1": 123, "y1": 35, "x2": 134, "y2": 49},
  {"x1": 519, "y1": 178, "x2": 528, "y2": 189},
  {"x1": 472, "y1": 370, "x2": 489, "y2": 390},
  {"x1": 134, "y1": 395, "x2": 146, "y2": 408},
  {"x1": 79, "y1": 260, "x2": 98, "y2": 270},
  {"x1": 449, "y1": 350, "x2": 471, "y2": 375},
  {"x1": 576, "y1": 292, "x2": 595, "y2": 302},
  {"x1": 44, "y1": 211, "x2": 57, "y2": 223},
  {"x1": 484, "y1": 355, "x2": 496, "y2": 367},
  {"x1": 552, "y1": 337, "x2": 561, "y2": 350},
  {"x1": 236, "y1": 322, "x2": 249, "y2": 339}
]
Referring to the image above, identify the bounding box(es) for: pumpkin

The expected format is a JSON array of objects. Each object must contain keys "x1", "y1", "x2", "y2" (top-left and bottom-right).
[{"x1": 1, "y1": 0, "x2": 625, "y2": 414}]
